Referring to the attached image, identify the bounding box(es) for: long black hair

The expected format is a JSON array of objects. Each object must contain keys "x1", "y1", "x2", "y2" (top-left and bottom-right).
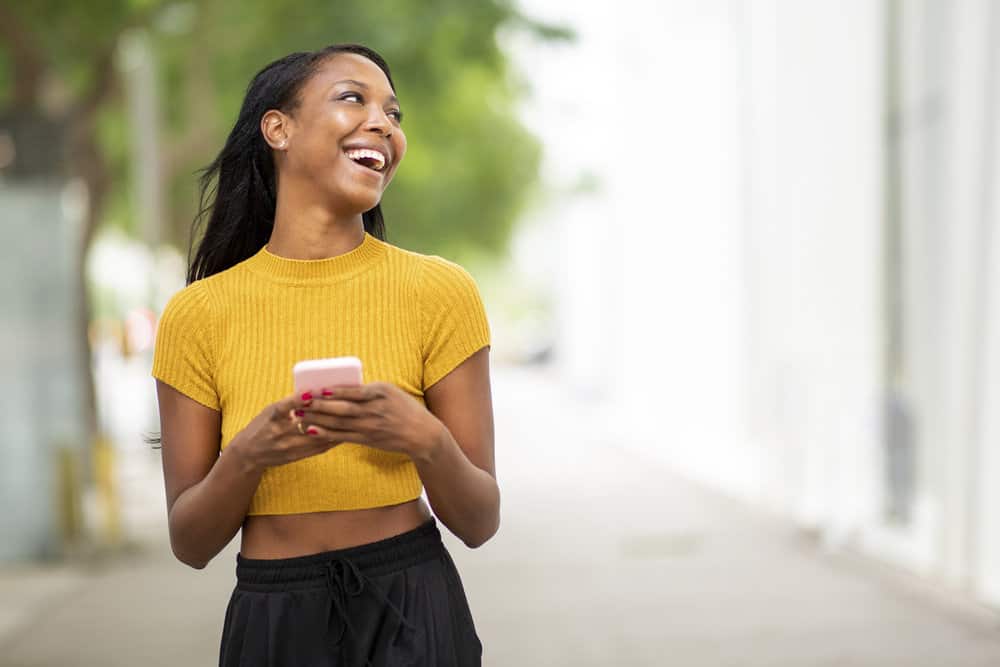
[{"x1": 186, "y1": 43, "x2": 396, "y2": 285}]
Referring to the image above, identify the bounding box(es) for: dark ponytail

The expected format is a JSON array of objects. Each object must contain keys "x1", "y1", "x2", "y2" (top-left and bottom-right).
[{"x1": 186, "y1": 44, "x2": 395, "y2": 284}]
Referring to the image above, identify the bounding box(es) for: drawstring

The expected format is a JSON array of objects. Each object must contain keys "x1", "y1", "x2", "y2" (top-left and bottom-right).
[
  {"x1": 324, "y1": 558, "x2": 364, "y2": 648},
  {"x1": 324, "y1": 557, "x2": 418, "y2": 663}
]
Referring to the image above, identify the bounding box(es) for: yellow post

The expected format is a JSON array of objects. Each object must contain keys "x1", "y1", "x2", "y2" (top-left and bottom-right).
[
  {"x1": 56, "y1": 446, "x2": 83, "y2": 551},
  {"x1": 93, "y1": 435, "x2": 122, "y2": 547}
]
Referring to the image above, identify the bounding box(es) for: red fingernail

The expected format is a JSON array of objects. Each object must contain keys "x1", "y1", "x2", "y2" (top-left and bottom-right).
[
  {"x1": 322, "y1": 389, "x2": 333, "y2": 396},
  {"x1": 301, "y1": 392, "x2": 313, "y2": 401},
  {"x1": 294, "y1": 409, "x2": 305, "y2": 417},
  {"x1": 307, "y1": 427, "x2": 318, "y2": 435}
]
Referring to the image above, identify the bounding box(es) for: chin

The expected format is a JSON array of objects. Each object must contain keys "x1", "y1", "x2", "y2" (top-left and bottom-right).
[
  {"x1": 334, "y1": 187, "x2": 382, "y2": 214},
  {"x1": 356, "y1": 194, "x2": 382, "y2": 213}
]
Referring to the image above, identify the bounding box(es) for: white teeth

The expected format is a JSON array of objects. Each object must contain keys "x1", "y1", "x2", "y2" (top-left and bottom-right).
[{"x1": 344, "y1": 148, "x2": 386, "y2": 171}]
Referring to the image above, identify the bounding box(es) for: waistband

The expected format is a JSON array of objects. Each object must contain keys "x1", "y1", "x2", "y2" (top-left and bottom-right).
[{"x1": 235, "y1": 517, "x2": 442, "y2": 592}]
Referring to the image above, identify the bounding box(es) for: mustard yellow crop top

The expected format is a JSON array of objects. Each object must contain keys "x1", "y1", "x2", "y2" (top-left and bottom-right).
[{"x1": 150, "y1": 232, "x2": 491, "y2": 515}]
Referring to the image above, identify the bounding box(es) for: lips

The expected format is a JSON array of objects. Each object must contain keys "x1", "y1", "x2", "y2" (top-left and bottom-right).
[{"x1": 343, "y1": 145, "x2": 390, "y2": 173}]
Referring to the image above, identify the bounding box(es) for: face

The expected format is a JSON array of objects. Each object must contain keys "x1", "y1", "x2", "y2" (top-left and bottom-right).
[{"x1": 265, "y1": 52, "x2": 407, "y2": 214}]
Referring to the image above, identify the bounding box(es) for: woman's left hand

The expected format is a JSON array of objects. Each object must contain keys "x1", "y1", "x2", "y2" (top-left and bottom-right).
[{"x1": 295, "y1": 382, "x2": 444, "y2": 460}]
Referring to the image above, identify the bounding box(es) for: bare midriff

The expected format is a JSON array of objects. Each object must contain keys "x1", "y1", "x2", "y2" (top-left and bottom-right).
[{"x1": 239, "y1": 497, "x2": 434, "y2": 559}]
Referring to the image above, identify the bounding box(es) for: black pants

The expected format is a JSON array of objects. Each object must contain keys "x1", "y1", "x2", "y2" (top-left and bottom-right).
[{"x1": 219, "y1": 518, "x2": 483, "y2": 667}]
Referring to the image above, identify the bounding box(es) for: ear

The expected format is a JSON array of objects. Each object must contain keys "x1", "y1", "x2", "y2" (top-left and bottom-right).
[{"x1": 261, "y1": 109, "x2": 292, "y2": 150}]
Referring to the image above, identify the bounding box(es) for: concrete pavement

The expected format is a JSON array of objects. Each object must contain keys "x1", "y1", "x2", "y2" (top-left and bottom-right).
[{"x1": 3, "y1": 366, "x2": 1000, "y2": 666}]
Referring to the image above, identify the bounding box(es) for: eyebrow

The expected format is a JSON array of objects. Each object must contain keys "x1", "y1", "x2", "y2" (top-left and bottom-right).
[{"x1": 331, "y1": 79, "x2": 399, "y2": 105}]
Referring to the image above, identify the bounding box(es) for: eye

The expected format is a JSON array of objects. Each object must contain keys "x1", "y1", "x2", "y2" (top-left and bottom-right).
[{"x1": 338, "y1": 91, "x2": 403, "y2": 123}]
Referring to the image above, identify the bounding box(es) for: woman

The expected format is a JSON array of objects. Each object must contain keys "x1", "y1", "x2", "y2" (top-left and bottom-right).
[{"x1": 152, "y1": 43, "x2": 498, "y2": 666}]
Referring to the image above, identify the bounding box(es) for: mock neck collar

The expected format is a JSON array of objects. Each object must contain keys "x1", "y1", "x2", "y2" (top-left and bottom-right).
[{"x1": 244, "y1": 232, "x2": 387, "y2": 285}]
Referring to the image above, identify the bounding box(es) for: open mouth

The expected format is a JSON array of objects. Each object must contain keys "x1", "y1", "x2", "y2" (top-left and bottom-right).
[{"x1": 344, "y1": 148, "x2": 387, "y2": 173}]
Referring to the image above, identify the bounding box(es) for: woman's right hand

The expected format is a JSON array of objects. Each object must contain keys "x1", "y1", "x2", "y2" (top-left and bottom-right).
[{"x1": 230, "y1": 392, "x2": 338, "y2": 473}]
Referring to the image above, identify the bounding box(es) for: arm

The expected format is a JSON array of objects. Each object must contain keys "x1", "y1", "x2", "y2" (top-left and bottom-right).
[
  {"x1": 157, "y1": 381, "x2": 324, "y2": 568},
  {"x1": 408, "y1": 257, "x2": 497, "y2": 546},
  {"x1": 305, "y1": 347, "x2": 500, "y2": 549},
  {"x1": 156, "y1": 380, "x2": 262, "y2": 569},
  {"x1": 414, "y1": 346, "x2": 500, "y2": 549}
]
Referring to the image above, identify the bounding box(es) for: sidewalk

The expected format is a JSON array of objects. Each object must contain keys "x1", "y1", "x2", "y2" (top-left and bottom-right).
[{"x1": 3, "y1": 366, "x2": 1000, "y2": 666}]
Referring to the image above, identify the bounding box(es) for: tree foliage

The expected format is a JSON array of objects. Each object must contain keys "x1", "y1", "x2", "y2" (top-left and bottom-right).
[{"x1": 2, "y1": 0, "x2": 570, "y2": 258}]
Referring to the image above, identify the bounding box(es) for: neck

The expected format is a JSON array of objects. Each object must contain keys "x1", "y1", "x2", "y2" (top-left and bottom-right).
[{"x1": 268, "y1": 185, "x2": 368, "y2": 260}]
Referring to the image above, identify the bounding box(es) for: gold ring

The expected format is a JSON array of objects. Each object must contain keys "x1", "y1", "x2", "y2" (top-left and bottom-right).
[{"x1": 296, "y1": 420, "x2": 306, "y2": 435}]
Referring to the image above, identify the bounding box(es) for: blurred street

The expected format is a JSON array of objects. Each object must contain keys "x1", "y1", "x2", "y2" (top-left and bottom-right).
[{"x1": 2, "y1": 366, "x2": 1000, "y2": 666}]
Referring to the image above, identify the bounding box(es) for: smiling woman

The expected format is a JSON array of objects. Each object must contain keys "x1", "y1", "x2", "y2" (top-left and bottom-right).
[{"x1": 151, "y1": 44, "x2": 496, "y2": 667}]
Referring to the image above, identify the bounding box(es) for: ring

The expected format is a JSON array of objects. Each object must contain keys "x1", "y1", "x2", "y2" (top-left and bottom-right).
[{"x1": 296, "y1": 420, "x2": 306, "y2": 435}]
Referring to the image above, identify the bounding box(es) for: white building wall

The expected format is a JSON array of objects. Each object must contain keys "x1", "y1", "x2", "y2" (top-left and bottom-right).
[
  {"x1": 930, "y1": 0, "x2": 993, "y2": 592},
  {"x1": 875, "y1": 0, "x2": 946, "y2": 576},
  {"x1": 743, "y1": 0, "x2": 884, "y2": 542},
  {"x1": 521, "y1": 0, "x2": 750, "y2": 487},
  {"x1": 603, "y1": 0, "x2": 1000, "y2": 607},
  {"x1": 976, "y1": 1, "x2": 1000, "y2": 604},
  {"x1": 611, "y1": 0, "x2": 748, "y2": 490},
  {"x1": 515, "y1": 0, "x2": 1000, "y2": 609},
  {"x1": 976, "y1": 64, "x2": 1000, "y2": 601},
  {"x1": 742, "y1": 0, "x2": 1000, "y2": 607}
]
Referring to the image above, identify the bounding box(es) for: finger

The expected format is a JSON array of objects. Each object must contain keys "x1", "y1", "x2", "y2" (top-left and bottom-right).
[
  {"x1": 274, "y1": 391, "x2": 316, "y2": 417},
  {"x1": 290, "y1": 411, "x2": 330, "y2": 435},
  {"x1": 298, "y1": 412, "x2": 368, "y2": 437},
  {"x1": 307, "y1": 399, "x2": 366, "y2": 418},
  {"x1": 292, "y1": 421, "x2": 341, "y2": 450},
  {"x1": 293, "y1": 412, "x2": 368, "y2": 443},
  {"x1": 297, "y1": 413, "x2": 333, "y2": 433},
  {"x1": 322, "y1": 384, "x2": 380, "y2": 402}
]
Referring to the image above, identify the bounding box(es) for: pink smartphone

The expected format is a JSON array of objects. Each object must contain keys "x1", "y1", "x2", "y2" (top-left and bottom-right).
[{"x1": 292, "y1": 356, "x2": 363, "y2": 394}]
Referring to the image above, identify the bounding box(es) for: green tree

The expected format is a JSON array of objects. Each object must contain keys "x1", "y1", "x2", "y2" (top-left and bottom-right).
[{"x1": 0, "y1": 0, "x2": 570, "y2": 452}]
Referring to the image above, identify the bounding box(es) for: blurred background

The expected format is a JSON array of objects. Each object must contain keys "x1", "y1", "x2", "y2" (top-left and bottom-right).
[{"x1": 3, "y1": 0, "x2": 1000, "y2": 665}]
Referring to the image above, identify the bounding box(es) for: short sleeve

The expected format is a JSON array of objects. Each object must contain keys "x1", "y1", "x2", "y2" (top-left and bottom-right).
[
  {"x1": 419, "y1": 256, "x2": 491, "y2": 389},
  {"x1": 151, "y1": 281, "x2": 220, "y2": 411}
]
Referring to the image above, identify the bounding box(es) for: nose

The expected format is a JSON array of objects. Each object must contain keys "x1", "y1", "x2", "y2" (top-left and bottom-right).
[{"x1": 363, "y1": 104, "x2": 393, "y2": 136}]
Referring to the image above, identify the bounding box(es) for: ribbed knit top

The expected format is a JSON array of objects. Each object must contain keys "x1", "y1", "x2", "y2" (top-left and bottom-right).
[{"x1": 151, "y1": 232, "x2": 491, "y2": 515}]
